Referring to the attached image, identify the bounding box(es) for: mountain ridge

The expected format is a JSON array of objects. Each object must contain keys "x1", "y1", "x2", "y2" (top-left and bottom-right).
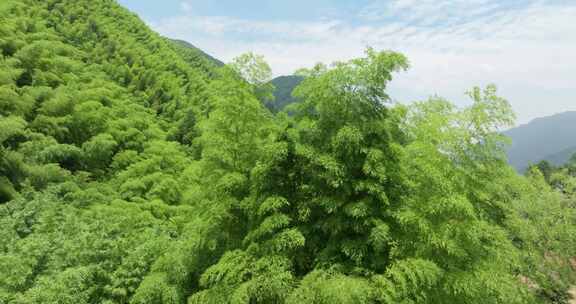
[{"x1": 504, "y1": 111, "x2": 576, "y2": 171}]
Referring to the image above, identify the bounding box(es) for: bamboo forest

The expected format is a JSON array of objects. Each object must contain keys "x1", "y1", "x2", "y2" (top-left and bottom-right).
[{"x1": 0, "y1": 0, "x2": 575, "y2": 303}]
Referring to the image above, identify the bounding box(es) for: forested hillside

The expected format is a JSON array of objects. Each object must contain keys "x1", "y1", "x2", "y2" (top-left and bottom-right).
[
  {"x1": 167, "y1": 39, "x2": 224, "y2": 77},
  {"x1": 266, "y1": 75, "x2": 303, "y2": 113},
  {"x1": 0, "y1": 0, "x2": 575, "y2": 303}
]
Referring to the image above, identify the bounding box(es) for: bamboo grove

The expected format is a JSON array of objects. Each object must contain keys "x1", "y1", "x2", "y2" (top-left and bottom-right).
[{"x1": 0, "y1": 0, "x2": 575, "y2": 303}]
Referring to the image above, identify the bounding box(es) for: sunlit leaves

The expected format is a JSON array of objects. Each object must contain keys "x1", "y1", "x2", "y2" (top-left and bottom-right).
[
  {"x1": 372, "y1": 258, "x2": 443, "y2": 303},
  {"x1": 0, "y1": 116, "x2": 26, "y2": 144},
  {"x1": 287, "y1": 270, "x2": 374, "y2": 304},
  {"x1": 229, "y1": 52, "x2": 275, "y2": 103}
]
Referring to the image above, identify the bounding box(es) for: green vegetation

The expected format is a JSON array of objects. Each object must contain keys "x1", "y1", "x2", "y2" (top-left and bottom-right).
[
  {"x1": 0, "y1": 0, "x2": 574, "y2": 303},
  {"x1": 265, "y1": 81, "x2": 576, "y2": 170}
]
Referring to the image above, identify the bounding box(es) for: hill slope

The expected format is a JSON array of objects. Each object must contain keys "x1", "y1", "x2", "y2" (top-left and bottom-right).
[
  {"x1": 504, "y1": 111, "x2": 576, "y2": 171},
  {"x1": 169, "y1": 39, "x2": 224, "y2": 67},
  {"x1": 164, "y1": 39, "x2": 302, "y2": 114},
  {"x1": 267, "y1": 75, "x2": 304, "y2": 112},
  {"x1": 168, "y1": 39, "x2": 224, "y2": 76},
  {"x1": 0, "y1": 1, "x2": 574, "y2": 303},
  {"x1": 0, "y1": 0, "x2": 222, "y2": 301}
]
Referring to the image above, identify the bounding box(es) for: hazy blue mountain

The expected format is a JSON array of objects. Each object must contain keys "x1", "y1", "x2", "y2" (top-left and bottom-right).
[
  {"x1": 540, "y1": 145, "x2": 576, "y2": 166},
  {"x1": 504, "y1": 111, "x2": 576, "y2": 171}
]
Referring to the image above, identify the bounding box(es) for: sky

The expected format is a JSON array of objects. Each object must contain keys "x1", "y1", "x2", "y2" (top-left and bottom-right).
[{"x1": 117, "y1": 0, "x2": 576, "y2": 125}]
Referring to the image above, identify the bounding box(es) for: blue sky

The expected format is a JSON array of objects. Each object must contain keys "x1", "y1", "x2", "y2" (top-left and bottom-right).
[{"x1": 118, "y1": 0, "x2": 576, "y2": 125}]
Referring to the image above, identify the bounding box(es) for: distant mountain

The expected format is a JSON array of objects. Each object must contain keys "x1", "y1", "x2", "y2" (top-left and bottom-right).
[
  {"x1": 504, "y1": 111, "x2": 576, "y2": 171},
  {"x1": 267, "y1": 75, "x2": 304, "y2": 113},
  {"x1": 541, "y1": 145, "x2": 576, "y2": 166}
]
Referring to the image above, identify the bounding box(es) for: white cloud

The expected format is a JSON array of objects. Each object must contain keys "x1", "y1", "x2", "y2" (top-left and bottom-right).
[
  {"x1": 150, "y1": 1, "x2": 576, "y2": 124},
  {"x1": 357, "y1": 0, "x2": 499, "y2": 25}
]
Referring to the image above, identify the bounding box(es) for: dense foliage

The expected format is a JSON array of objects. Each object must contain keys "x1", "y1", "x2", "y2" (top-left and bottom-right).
[{"x1": 0, "y1": 0, "x2": 574, "y2": 303}]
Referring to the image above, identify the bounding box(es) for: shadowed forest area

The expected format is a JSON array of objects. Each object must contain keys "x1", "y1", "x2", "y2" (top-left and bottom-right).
[{"x1": 0, "y1": 0, "x2": 575, "y2": 303}]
